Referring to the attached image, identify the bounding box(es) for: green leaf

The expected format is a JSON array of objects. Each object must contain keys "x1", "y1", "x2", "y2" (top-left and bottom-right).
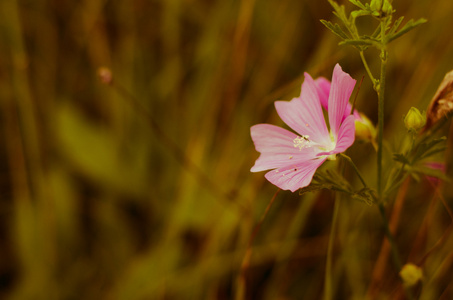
[
  {"x1": 393, "y1": 153, "x2": 410, "y2": 164},
  {"x1": 351, "y1": 187, "x2": 377, "y2": 205},
  {"x1": 320, "y1": 20, "x2": 350, "y2": 40},
  {"x1": 419, "y1": 146, "x2": 448, "y2": 160},
  {"x1": 351, "y1": 9, "x2": 373, "y2": 19},
  {"x1": 349, "y1": 0, "x2": 367, "y2": 10},
  {"x1": 387, "y1": 18, "x2": 427, "y2": 43},
  {"x1": 387, "y1": 16, "x2": 405, "y2": 36},
  {"x1": 299, "y1": 183, "x2": 335, "y2": 195},
  {"x1": 340, "y1": 39, "x2": 372, "y2": 46},
  {"x1": 370, "y1": 25, "x2": 381, "y2": 38},
  {"x1": 412, "y1": 166, "x2": 450, "y2": 182},
  {"x1": 412, "y1": 136, "x2": 446, "y2": 162},
  {"x1": 339, "y1": 38, "x2": 382, "y2": 50},
  {"x1": 328, "y1": 0, "x2": 351, "y2": 28}
]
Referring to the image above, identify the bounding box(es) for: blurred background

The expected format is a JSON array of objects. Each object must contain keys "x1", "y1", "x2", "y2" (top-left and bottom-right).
[{"x1": 1, "y1": 0, "x2": 453, "y2": 299}]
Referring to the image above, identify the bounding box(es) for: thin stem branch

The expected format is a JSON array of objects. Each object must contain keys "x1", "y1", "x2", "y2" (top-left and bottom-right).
[
  {"x1": 350, "y1": 76, "x2": 364, "y2": 115},
  {"x1": 377, "y1": 203, "x2": 403, "y2": 270},
  {"x1": 359, "y1": 51, "x2": 377, "y2": 89},
  {"x1": 339, "y1": 153, "x2": 367, "y2": 188},
  {"x1": 323, "y1": 195, "x2": 341, "y2": 300},
  {"x1": 236, "y1": 189, "x2": 280, "y2": 300},
  {"x1": 377, "y1": 47, "x2": 387, "y2": 198}
]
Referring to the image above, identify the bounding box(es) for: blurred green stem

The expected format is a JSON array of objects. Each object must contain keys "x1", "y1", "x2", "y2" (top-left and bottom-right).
[
  {"x1": 323, "y1": 194, "x2": 340, "y2": 300},
  {"x1": 377, "y1": 47, "x2": 387, "y2": 199},
  {"x1": 359, "y1": 51, "x2": 377, "y2": 90},
  {"x1": 339, "y1": 153, "x2": 367, "y2": 188},
  {"x1": 236, "y1": 188, "x2": 280, "y2": 300}
]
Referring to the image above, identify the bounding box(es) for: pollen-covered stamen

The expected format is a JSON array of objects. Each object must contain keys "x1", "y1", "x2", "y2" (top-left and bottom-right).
[{"x1": 293, "y1": 135, "x2": 311, "y2": 150}]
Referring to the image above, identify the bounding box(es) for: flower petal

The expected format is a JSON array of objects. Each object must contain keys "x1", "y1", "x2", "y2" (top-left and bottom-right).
[
  {"x1": 315, "y1": 77, "x2": 331, "y2": 110},
  {"x1": 316, "y1": 115, "x2": 356, "y2": 157},
  {"x1": 250, "y1": 124, "x2": 317, "y2": 172},
  {"x1": 328, "y1": 64, "x2": 356, "y2": 138},
  {"x1": 275, "y1": 73, "x2": 330, "y2": 145},
  {"x1": 264, "y1": 158, "x2": 326, "y2": 192},
  {"x1": 333, "y1": 114, "x2": 356, "y2": 153}
]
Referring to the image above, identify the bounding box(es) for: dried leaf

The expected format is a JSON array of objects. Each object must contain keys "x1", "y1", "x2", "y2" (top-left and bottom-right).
[{"x1": 425, "y1": 70, "x2": 453, "y2": 129}]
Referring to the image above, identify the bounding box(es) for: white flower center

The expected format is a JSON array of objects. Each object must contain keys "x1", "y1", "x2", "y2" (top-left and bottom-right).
[
  {"x1": 293, "y1": 134, "x2": 337, "y2": 159},
  {"x1": 293, "y1": 135, "x2": 310, "y2": 150}
]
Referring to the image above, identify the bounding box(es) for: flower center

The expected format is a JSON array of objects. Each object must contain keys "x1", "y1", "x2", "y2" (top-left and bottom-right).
[{"x1": 293, "y1": 135, "x2": 311, "y2": 150}]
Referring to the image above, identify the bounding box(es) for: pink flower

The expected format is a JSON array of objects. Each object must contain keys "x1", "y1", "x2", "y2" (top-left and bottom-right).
[
  {"x1": 251, "y1": 64, "x2": 357, "y2": 192},
  {"x1": 424, "y1": 162, "x2": 446, "y2": 186}
]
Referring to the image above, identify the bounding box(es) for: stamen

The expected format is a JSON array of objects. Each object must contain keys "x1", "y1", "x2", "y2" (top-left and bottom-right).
[{"x1": 293, "y1": 135, "x2": 311, "y2": 150}]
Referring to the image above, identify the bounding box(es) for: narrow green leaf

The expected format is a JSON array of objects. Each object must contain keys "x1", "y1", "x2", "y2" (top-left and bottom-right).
[
  {"x1": 371, "y1": 25, "x2": 381, "y2": 38},
  {"x1": 387, "y1": 18, "x2": 427, "y2": 43},
  {"x1": 351, "y1": 9, "x2": 373, "y2": 20},
  {"x1": 351, "y1": 187, "x2": 376, "y2": 205},
  {"x1": 393, "y1": 153, "x2": 410, "y2": 164},
  {"x1": 419, "y1": 146, "x2": 448, "y2": 160},
  {"x1": 349, "y1": 0, "x2": 367, "y2": 10},
  {"x1": 413, "y1": 136, "x2": 446, "y2": 162},
  {"x1": 412, "y1": 166, "x2": 450, "y2": 182},
  {"x1": 299, "y1": 183, "x2": 334, "y2": 195},
  {"x1": 340, "y1": 39, "x2": 372, "y2": 46},
  {"x1": 339, "y1": 38, "x2": 381, "y2": 49},
  {"x1": 320, "y1": 20, "x2": 350, "y2": 40},
  {"x1": 388, "y1": 16, "x2": 404, "y2": 36},
  {"x1": 328, "y1": 0, "x2": 349, "y2": 24}
]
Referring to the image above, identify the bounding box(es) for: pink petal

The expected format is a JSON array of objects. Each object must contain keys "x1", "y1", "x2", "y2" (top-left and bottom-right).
[
  {"x1": 328, "y1": 64, "x2": 356, "y2": 138},
  {"x1": 315, "y1": 77, "x2": 331, "y2": 110},
  {"x1": 264, "y1": 158, "x2": 326, "y2": 192},
  {"x1": 316, "y1": 75, "x2": 360, "y2": 122},
  {"x1": 275, "y1": 73, "x2": 330, "y2": 145},
  {"x1": 250, "y1": 124, "x2": 318, "y2": 172},
  {"x1": 316, "y1": 115, "x2": 356, "y2": 157},
  {"x1": 333, "y1": 115, "x2": 356, "y2": 153}
]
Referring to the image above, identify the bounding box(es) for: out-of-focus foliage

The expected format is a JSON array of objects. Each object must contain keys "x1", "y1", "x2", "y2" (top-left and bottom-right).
[{"x1": 0, "y1": 0, "x2": 453, "y2": 299}]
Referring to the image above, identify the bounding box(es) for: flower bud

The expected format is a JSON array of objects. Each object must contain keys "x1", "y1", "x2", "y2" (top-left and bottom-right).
[
  {"x1": 404, "y1": 107, "x2": 426, "y2": 132},
  {"x1": 370, "y1": 0, "x2": 393, "y2": 16},
  {"x1": 399, "y1": 263, "x2": 423, "y2": 287},
  {"x1": 382, "y1": 0, "x2": 393, "y2": 15},
  {"x1": 355, "y1": 113, "x2": 376, "y2": 142}
]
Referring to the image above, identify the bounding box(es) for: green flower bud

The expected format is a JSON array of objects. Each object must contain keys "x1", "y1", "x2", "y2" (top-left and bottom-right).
[
  {"x1": 382, "y1": 0, "x2": 393, "y2": 14},
  {"x1": 370, "y1": 0, "x2": 393, "y2": 16},
  {"x1": 370, "y1": 0, "x2": 380, "y2": 11},
  {"x1": 399, "y1": 263, "x2": 423, "y2": 287},
  {"x1": 355, "y1": 113, "x2": 376, "y2": 142},
  {"x1": 404, "y1": 107, "x2": 426, "y2": 132}
]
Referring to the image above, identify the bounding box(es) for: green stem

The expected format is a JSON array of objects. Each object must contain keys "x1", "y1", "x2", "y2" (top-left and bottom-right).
[
  {"x1": 378, "y1": 203, "x2": 415, "y2": 300},
  {"x1": 377, "y1": 203, "x2": 402, "y2": 270},
  {"x1": 375, "y1": 19, "x2": 415, "y2": 300},
  {"x1": 323, "y1": 195, "x2": 341, "y2": 300},
  {"x1": 377, "y1": 48, "x2": 387, "y2": 198},
  {"x1": 359, "y1": 51, "x2": 377, "y2": 89},
  {"x1": 339, "y1": 153, "x2": 367, "y2": 188},
  {"x1": 236, "y1": 189, "x2": 280, "y2": 300}
]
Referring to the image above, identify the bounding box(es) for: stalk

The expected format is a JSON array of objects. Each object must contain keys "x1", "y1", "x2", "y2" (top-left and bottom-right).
[
  {"x1": 377, "y1": 20, "x2": 387, "y2": 198},
  {"x1": 323, "y1": 194, "x2": 341, "y2": 300}
]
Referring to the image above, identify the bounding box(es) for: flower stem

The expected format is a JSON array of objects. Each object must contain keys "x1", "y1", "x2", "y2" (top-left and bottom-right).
[
  {"x1": 236, "y1": 188, "x2": 280, "y2": 300},
  {"x1": 377, "y1": 203, "x2": 402, "y2": 269},
  {"x1": 339, "y1": 153, "x2": 367, "y2": 188},
  {"x1": 377, "y1": 48, "x2": 387, "y2": 198},
  {"x1": 359, "y1": 51, "x2": 377, "y2": 90},
  {"x1": 323, "y1": 194, "x2": 341, "y2": 300}
]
